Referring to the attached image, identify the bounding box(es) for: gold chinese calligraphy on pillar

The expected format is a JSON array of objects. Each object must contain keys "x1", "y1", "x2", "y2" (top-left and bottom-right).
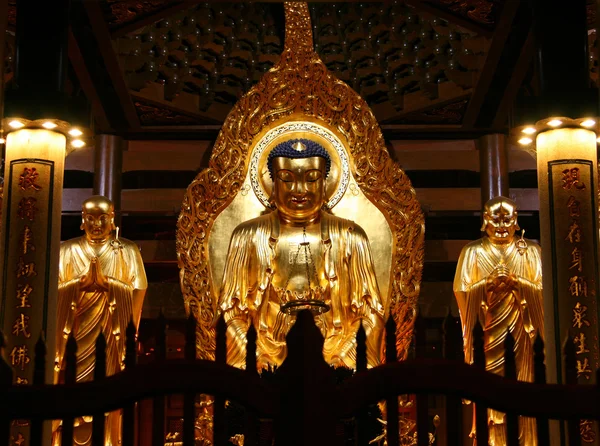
[
  {"x1": 0, "y1": 128, "x2": 66, "y2": 446},
  {"x1": 536, "y1": 126, "x2": 600, "y2": 444}
]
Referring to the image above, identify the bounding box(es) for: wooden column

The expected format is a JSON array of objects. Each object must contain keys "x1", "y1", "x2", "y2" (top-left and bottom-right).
[
  {"x1": 93, "y1": 134, "x2": 124, "y2": 225},
  {"x1": 0, "y1": 128, "x2": 65, "y2": 446},
  {"x1": 527, "y1": 0, "x2": 597, "y2": 444},
  {"x1": 1, "y1": 1, "x2": 72, "y2": 445},
  {"x1": 478, "y1": 133, "x2": 509, "y2": 207}
]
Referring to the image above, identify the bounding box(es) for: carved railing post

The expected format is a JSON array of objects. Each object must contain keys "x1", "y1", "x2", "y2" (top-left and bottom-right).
[
  {"x1": 92, "y1": 333, "x2": 106, "y2": 446},
  {"x1": 122, "y1": 320, "x2": 137, "y2": 446},
  {"x1": 0, "y1": 331, "x2": 13, "y2": 446},
  {"x1": 503, "y1": 330, "x2": 519, "y2": 446},
  {"x1": 31, "y1": 333, "x2": 46, "y2": 446},
  {"x1": 533, "y1": 335, "x2": 549, "y2": 444},
  {"x1": 355, "y1": 322, "x2": 368, "y2": 445},
  {"x1": 153, "y1": 312, "x2": 167, "y2": 446},
  {"x1": 414, "y1": 312, "x2": 428, "y2": 446},
  {"x1": 214, "y1": 314, "x2": 227, "y2": 446},
  {"x1": 385, "y1": 316, "x2": 399, "y2": 446},
  {"x1": 443, "y1": 310, "x2": 463, "y2": 445},
  {"x1": 564, "y1": 336, "x2": 581, "y2": 445},
  {"x1": 275, "y1": 310, "x2": 336, "y2": 446},
  {"x1": 245, "y1": 324, "x2": 258, "y2": 446},
  {"x1": 473, "y1": 321, "x2": 488, "y2": 445},
  {"x1": 61, "y1": 334, "x2": 77, "y2": 446},
  {"x1": 183, "y1": 314, "x2": 196, "y2": 446}
]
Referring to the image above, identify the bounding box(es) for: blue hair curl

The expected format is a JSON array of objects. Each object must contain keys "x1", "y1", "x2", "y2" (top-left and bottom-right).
[{"x1": 267, "y1": 138, "x2": 331, "y2": 179}]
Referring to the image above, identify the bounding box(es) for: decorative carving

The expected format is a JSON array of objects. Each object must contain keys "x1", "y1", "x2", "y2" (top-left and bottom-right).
[
  {"x1": 177, "y1": 2, "x2": 424, "y2": 361},
  {"x1": 115, "y1": 2, "x2": 487, "y2": 125},
  {"x1": 421, "y1": 0, "x2": 503, "y2": 28},
  {"x1": 105, "y1": 0, "x2": 181, "y2": 29},
  {"x1": 134, "y1": 100, "x2": 203, "y2": 126},
  {"x1": 392, "y1": 98, "x2": 469, "y2": 124}
]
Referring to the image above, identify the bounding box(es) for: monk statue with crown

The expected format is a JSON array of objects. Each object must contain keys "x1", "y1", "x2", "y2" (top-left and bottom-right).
[
  {"x1": 454, "y1": 196, "x2": 543, "y2": 446},
  {"x1": 54, "y1": 195, "x2": 147, "y2": 446},
  {"x1": 177, "y1": 3, "x2": 425, "y2": 372}
]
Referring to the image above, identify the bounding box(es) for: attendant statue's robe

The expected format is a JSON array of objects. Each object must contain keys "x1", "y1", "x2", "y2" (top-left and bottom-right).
[
  {"x1": 454, "y1": 236, "x2": 543, "y2": 446},
  {"x1": 55, "y1": 236, "x2": 147, "y2": 446},
  {"x1": 219, "y1": 211, "x2": 385, "y2": 369}
]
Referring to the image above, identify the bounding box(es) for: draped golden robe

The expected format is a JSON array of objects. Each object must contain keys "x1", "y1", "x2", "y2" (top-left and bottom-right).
[
  {"x1": 219, "y1": 211, "x2": 385, "y2": 369},
  {"x1": 454, "y1": 237, "x2": 543, "y2": 446},
  {"x1": 55, "y1": 236, "x2": 147, "y2": 446}
]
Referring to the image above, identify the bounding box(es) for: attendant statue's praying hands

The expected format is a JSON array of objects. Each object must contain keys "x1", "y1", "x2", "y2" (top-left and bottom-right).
[
  {"x1": 79, "y1": 257, "x2": 108, "y2": 292},
  {"x1": 486, "y1": 263, "x2": 518, "y2": 293}
]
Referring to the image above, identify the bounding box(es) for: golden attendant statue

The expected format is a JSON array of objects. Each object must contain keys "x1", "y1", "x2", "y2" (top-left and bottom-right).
[
  {"x1": 219, "y1": 139, "x2": 385, "y2": 369},
  {"x1": 54, "y1": 195, "x2": 147, "y2": 446},
  {"x1": 453, "y1": 196, "x2": 543, "y2": 446}
]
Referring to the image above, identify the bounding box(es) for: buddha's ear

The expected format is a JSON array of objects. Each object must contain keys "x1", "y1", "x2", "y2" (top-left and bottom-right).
[
  {"x1": 514, "y1": 212, "x2": 520, "y2": 231},
  {"x1": 110, "y1": 211, "x2": 117, "y2": 230},
  {"x1": 480, "y1": 212, "x2": 488, "y2": 232}
]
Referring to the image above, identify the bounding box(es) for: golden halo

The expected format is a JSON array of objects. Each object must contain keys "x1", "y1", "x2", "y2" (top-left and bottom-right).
[{"x1": 250, "y1": 121, "x2": 350, "y2": 209}]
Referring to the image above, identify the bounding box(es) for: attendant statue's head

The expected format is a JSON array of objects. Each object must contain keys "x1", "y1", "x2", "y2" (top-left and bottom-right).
[
  {"x1": 81, "y1": 195, "x2": 116, "y2": 243},
  {"x1": 267, "y1": 139, "x2": 331, "y2": 225},
  {"x1": 481, "y1": 196, "x2": 520, "y2": 245}
]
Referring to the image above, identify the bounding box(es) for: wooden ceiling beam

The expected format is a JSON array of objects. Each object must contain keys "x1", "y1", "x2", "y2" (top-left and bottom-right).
[
  {"x1": 68, "y1": 30, "x2": 111, "y2": 131},
  {"x1": 461, "y1": 0, "x2": 532, "y2": 130},
  {"x1": 121, "y1": 125, "x2": 498, "y2": 142},
  {"x1": 404, "y1": 0, "x2": 493, "y2": 38},
  {"x1": 111, "y1": 1, "x2": 196, "y2": 39},
  {"x1": 83, "y1": 0, "x2": 141, "y2": 131},
  {"x1": 491, "y1": 33, "x2": 534, "y2": 129}
]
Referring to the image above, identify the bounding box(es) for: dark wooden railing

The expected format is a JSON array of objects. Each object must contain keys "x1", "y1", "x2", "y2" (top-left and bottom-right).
[{"x1": 1, "y1": 310, "x2": 598, "y2": 446}]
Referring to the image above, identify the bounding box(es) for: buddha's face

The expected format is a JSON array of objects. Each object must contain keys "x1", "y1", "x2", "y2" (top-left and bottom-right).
[
  {"x1": 483, "y1": 200, "x2": 518, "y2": 244},
  {"x1": 272, "y1": 156, "x2": 326, "y2": 225},
  {"x1": 82, "y1": 200, "x2": 115, "y2": 243}
]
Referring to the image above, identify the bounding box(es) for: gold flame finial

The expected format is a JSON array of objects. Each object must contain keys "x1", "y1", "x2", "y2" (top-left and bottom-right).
[{"x1": 284, "y1": 2, "x2": 314, "y2": 54}]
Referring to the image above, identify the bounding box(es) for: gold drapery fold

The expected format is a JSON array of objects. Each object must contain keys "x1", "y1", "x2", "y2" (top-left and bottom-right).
[{"x1": 218, "y1": 212, "x2": 385, "y2": 369}]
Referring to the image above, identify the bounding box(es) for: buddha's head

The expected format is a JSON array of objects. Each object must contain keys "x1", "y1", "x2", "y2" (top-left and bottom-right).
[
  {"x1": 81, "y1": 195, "x2": 116, "y2": 243},
  {"x1": 481, "y1": 196, "x2": 520, "y2": 244},
  {"x1": 267, "y1": 139, "x2": 331, "y2": 225}
]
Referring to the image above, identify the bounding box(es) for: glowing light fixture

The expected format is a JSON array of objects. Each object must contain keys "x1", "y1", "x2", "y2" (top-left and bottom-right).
[
  {"x1": 42, "y1": 121, "x2": 57, "y2": 129},
  {"x1": 522, "y1": 127, "x2": 536, "y2": 135},
  {"x1": 68, "y1": 128, "x2": 83, "y2": 137},
  {"x1": 9, "y1": 120, "x2": 25, "y2": 129},
  {"x1": 580, "y1": 119, "x2": 596, "y2": 128},
  {"x1": 71, "y1": 139, "x2": 86, "y2": 148},
  {"x1": 547, "y1": 119, "x2": 562, "y2": 127},
  {"x1": 518, "y1": 137, "x2": 533, "y2": 145}
]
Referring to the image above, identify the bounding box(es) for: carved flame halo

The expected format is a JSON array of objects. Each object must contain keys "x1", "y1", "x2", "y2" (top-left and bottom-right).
[{"x1": 176, "y1": 2, "x2": 425, "y2": 360}]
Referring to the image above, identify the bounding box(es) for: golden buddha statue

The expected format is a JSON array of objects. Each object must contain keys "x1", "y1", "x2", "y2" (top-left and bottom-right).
[
  {"x1": 453, "y1": 196, "x2": 543, "y2": 446},
  {"x1": 54, "y1": 195, "x2": 147, "y2": 446},
  {"x1": 219, "y1": 139, "x2": 385, "y2": 369},
  {"x1": 177, "y1": 3, "x2": 425, "y2": 371}
]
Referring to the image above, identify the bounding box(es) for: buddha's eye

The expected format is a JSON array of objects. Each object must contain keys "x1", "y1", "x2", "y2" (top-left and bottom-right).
[
  {"x1": 277, "y1": 171, "x2": 294, "y2": 182},
  {"x1": 305, "y1": 170, "x2": 322, "y2": 182}
]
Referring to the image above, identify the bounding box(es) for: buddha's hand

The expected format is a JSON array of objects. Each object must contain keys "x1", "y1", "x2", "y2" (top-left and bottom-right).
[{"x1": 80, "y1": 257, "x2": 109, "y2": 292}]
